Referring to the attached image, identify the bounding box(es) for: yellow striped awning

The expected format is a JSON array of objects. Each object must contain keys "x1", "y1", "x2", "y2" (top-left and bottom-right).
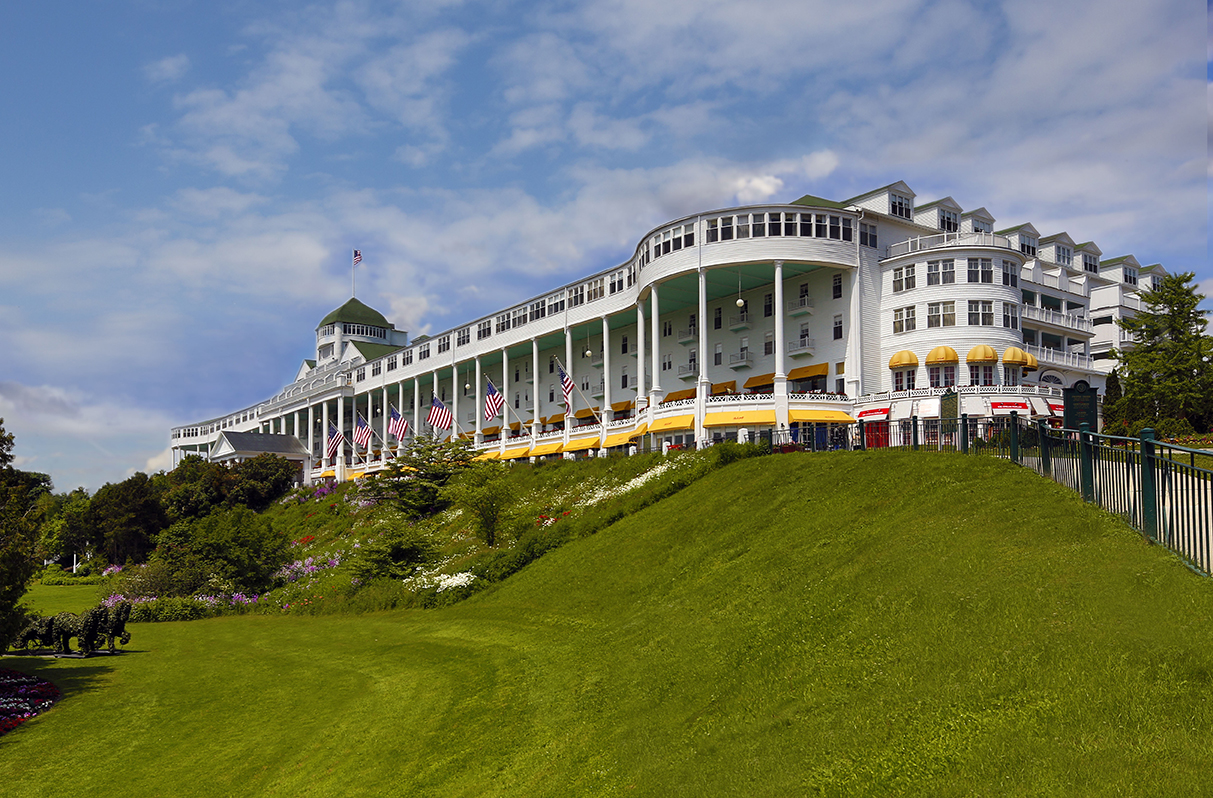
[
  {"x1": 743, "y1": 373, "x2": 776, "y2": 389},
  {"x1": 1002, "y1": 346, "x2": 1029, "y2": 367},
  {"x1": 661, "y1": 389, "x2": 696, "y2": 403},
  {"x1": 888, "y1": 350, "x2": 919, "y2": 369},
  {"x1": 966, "y1": 344, "x2": 998, "y2": 363},
  {"x1": 649, "y1": 414, "x2": 694, "y2": 432},
  {"x1": 457, "y1": 431, "x2": 476, "y2": 440},
  {"x1": 529, "y1": 441, "x2": 562, "y2": 456},
  {"x1": 563, "y1": 437, "x2": 599, "y2": 452},
  {"x1": 344, "y1": 470, "x2": 365, "y2": 482},
  {"x1": 500, "y1": 445, "x2": 532, "y2": 460},
  {"x1": 317, "y1": 470, "x2": 335, "y2": 478},
  {"x1": 573, "y1": 407, "x2": 600, "y2": 419},
  {"x1": 703, "y1": 410, "x2": 777, "y2": 427},
  {"x1": 787, "y1": 363, "x2": 829, "y2": 380},
  {"x1": 633, "y1": 423, "x2": 648, "y2": 437},
  {"x1": 926, "y1": 346, "x2": 959, "y2": 365},
  {"x1": 474, "y1": 450, "x2": 500, "y2": 461},
  {"x1": 711, "y1": 380, "x2": 736, "y2": 395},
  {"x1": 789, "y1": 409, "x2": 857, "y2": 423},
  {"x1": 482, "y1": 426, "x2": 501, "y2": 435},
  {"x1": 1023, "y1": 352, "x2": 1039, "y2": 372},
  {"x1": 610, "y1": 400, "x2": 635, "y2": 411},
  {"x1": 601, "y1": 431, "x2": 636, "y2": 447}
]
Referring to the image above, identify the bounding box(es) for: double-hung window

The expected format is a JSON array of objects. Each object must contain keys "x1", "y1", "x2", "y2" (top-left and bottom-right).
[
  {"x1": 968, "y1": 258, "x2": 993, "y2": 283},
  {"x1": 968, "y1": 300, "x2": 994, "y2": 326},
  {"x1": 892, "y1": 306, "x2": 916, "y2": 334}
]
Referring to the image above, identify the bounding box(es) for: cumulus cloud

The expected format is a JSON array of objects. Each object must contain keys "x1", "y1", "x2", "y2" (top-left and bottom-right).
[{"x1": 144, "y1": 54, "x2": 190, "y2": 83}]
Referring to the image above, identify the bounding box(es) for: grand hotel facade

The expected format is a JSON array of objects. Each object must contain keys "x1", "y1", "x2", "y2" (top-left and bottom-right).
[{"x1": 170, "y1": 180, "x2": 1165, "y2": 480}]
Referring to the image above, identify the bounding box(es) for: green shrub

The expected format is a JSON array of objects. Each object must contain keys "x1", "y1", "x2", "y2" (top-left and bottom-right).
[{"x1": 127, "y1": 597, "x2": 217, "y2": 623}]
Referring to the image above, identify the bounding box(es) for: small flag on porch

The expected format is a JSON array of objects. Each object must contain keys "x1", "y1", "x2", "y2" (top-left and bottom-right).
[
  {"x1": 484, "y1": 378, "x2": 504, "y2": 421},
  {"x1": 427, "y1": 395, "x2": 453, "y2": 430},
  {"x1": 388, "y1": 405, "x2": 409, "y2": 439},
  {"x1": 558, "y1": 363, "x2": 574, "y2": 410},
  {"x1": 325, "y1": 422, "x2": 342, "y2": 459},
  {"x1": 354, "y1": 414, "x2": 372, "y2": 448}
]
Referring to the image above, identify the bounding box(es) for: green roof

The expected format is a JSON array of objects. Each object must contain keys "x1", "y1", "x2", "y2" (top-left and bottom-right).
[
  {"x1": 994, "y1": 223, "x2": 1033, "y2": 235},
  {"x1": 350, "y1": 341, "x2": 404, "y2": 362},
  {"x1": 1100, "y1": 255, "x2": 1134, "y2": 266},
  {"x1": 318, "y1": 297, "x2": 390, "y2": 329},
  {"x1": 789, "y1": 193, "x2": 849, "y2": 210}
]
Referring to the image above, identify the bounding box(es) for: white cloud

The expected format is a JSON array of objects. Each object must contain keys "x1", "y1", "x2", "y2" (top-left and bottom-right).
[
  {"x1": 171, "y1": 187, "x2": 269, "y2": 218},
  {"x1": 144, "y1": 54, "x2": 190, "y2": 83}
]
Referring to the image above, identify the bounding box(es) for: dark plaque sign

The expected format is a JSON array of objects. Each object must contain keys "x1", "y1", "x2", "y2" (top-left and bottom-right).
[
  {"x1": 1063, "y1": 380, "x2": 1099, "y2": 429},
  {"x1": 940, "y1": 389, "x2": 958, "y2": 420}
]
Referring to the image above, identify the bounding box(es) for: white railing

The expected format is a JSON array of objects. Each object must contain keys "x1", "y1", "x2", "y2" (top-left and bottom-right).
[
  {"x1": 885, "y1": 231, "x2": 1013, "y2": 259},
  {"x1": 1025, "y1": 344, "x2": 1093, "y2": 370},
  {"x1": 786, "y1": 296, "x2": 815, "y2": 313},
  {"x1": 706, "y1": 392, "x2": 772, "y2": 403},
  {"x1": 729, "y1": 351, "x2": 753, "y2": 367},
  {"x1": 787, "y1": 338, "x2": 815, "y2": 355},
  {"x1": 678, "y1": 328, "x2": 697, "y2": 341},
  {"x1": 1021, "y1": 305, "x2": 1093, "y2": 333},
  {"x1": 788, "y1": 392, "x2": 849, "y2": 402},
  {"x1": 678, "y1": 364, "x2": 698, "y2": 377},
  {"x1": 729, "y1": 312, "x2": 751, "y2": 327},
  {"x1": 856, "y1": 385, "x2": 1064, "y2": 403}
]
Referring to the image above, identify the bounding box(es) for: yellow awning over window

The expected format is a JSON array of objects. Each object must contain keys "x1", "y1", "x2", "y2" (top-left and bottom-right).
[
  {"x1": 742, "y1": 373, "x2": 776, "y2": 389},
  {"x1": 649, "y1": 414, "x2": 694, "y2": 432},
  {"x1": 790, "y1": 409, "x2": 857, "y2": 423},
  {"x1": 787, "y1": 363, "x2": 829, "y2": 380},
  {"x1": 457, "y1": 431, "x2": 476, "y2": 440},
  {"x1": 711, "y1": 380, "x2": 737, "y2": 395},
  {"x1": 317, "y1": 470, "x2": 335, "y2": 478},
  {"x1": 529, "y1": 441, "x2": 562, "y2": 456},
  {"x1": 573, "y1": 407, "x2": 600, "y2": 419},
  {"x1": 344, "y1": 470, "x2": 365, "y2": 482},
  {"x1": 661, "y1": 389, "x2": 696, "y2": 403},
  {"x1": 1023, "y1": 352, "x2": 1039, "y2": 372},
  {"x1": 966, "y1": 344, "x2": 998, "y2": 363},
  {"x1": 633, "y1": 422, "x2": 647, "y2": 437},
  {"x1": 610, "y1": 400, "x2": 635, "y2": 411},
  {"x1": 474, "y1": 450, "x2": 500, "y2": 461},
  {"x1": 1003, "y1": 346, "x2": 1029, "y2": 367},
  {"x1": 500, "y1": 446, "x2": 532, "y2": 460},
  {"x1": 602, "y1": 431, "x2": 636, "y2": 447},
  {"x1": 563, "y1": 437, "x2": 599, "y2": 452},
  {"x1": 703, "y1": 410, "x2": 777, "y2": 427},
  {"x1": 888, "y1": 350, "x2": 919, "y2": 369},
  {"x1": 926, "y1": 346, "x2": 959, "y2": 365},
  {"x1": 542, "y1": 413, "x2": 565, "y2": 424},
  {"x1": 482, "y1": 426, "x2": 501, "y2": 435}
]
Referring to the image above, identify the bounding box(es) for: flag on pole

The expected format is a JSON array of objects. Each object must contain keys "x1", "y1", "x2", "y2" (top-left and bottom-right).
[
  {"x1": 388, "y1": 405, "x2": 409, "y2": 440},
  {"x1": 427, "y1": 395, "x2": 453, "y2": 430},
  {"x1": 484, "y1": 378, "x2": 504, "y2": 422},
  {"x1": 352, "y1": 249, "x2": 362, "y2": 267},
  {"x1": 326, "y1": 422, "x2": 342, "y2": 459},
  {"x1": 354, "y1": 414, "x2": 372, "y2": 448},
  {"x1": 558, "y1": 362, "x2": 574, "y2": 410}
]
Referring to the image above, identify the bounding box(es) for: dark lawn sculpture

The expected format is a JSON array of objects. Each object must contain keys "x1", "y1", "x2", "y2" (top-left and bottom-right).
[
  {"x1": 102, "y1": 602, "x2": 132, "y2": 652},
  {"x1": 12, "y1": 616, "x2": 57, "y2": 652},
  {"x1": 10, "y1": 601, "x2": 133, "y2": 656}
]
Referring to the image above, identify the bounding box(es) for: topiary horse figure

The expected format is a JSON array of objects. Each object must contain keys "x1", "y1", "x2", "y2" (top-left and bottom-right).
[
  {"x1": 50, "y1": 612, "x2": 83, "y2": 655},
  {"x1": 102, "y1": 602, "x2": 132, "y2": 652},
  {"x1": 12, "y1": 616, "x2": 56, "y2": 652},
  {"x1": 77, "y1": 606, "x2": 107, "y2": 654}
]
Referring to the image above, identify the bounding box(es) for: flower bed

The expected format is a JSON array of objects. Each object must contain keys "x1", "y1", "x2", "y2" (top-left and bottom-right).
[{"x1": 0, "y1": 668, "x2": 60, "y2": 735}]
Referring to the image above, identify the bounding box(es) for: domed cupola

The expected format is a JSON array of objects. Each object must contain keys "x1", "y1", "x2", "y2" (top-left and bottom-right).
[{"x1": 314, "y1": 298, "x2": 407, "y2": 364}]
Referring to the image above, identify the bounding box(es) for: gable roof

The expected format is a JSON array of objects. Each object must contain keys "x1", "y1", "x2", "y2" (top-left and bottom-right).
[
  {"x1": 210, "y1": 432, "x2": 309, "y2": 461},
  {"x1": 318, "y1": 297, "x2": 391, "y2": 330},
  {"x1": 843, "y1": 180, "x2": 915, "y2": 204},
  {"x1": 994, "y1": 222, "x2": 1040, "y2": 237},
  {"x1": 789, "y1": 193, "x2": 849, "y2": 210},
  {"x1": 914, "y1": 196, "x2": 962, "y2": 213},
  {"x1": 349, "y1": 341, "x2": 404, "y2": 362}
]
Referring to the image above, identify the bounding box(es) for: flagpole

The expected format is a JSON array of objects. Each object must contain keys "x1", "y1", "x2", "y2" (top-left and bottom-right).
[{"x1": 555, "y1": 357, "x2": 603, "y2": 426}]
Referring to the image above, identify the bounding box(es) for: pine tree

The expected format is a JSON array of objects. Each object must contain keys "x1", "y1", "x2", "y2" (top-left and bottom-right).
[{"x1": 1114, "y1": 272, "x2": 1212, "y2": 431}]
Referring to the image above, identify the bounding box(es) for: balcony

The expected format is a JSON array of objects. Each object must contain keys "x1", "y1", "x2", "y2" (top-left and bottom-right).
[
  {"x1": 1025, "y1": 344, "x2": 1093, "y2": 371},
  {"x1": 1021, "y1": 305, "x2": 1093, "y2": 334},
  {"x1": 786, "y1": 296, "x2": 814, "y2": 317},
  {"x1": 787, "y1": 337, "x2": 816, "y2": 358},
  {"x1": 728, "y1": 351, "x2": 754, "y2": 370},
  {"x1": 678, "y1": 364, "x2": 699, "y2": 381},
  {"x1": 589, "y1": 380, "x2": 605, "y2": 399},
  {"x1": 729, "y1": 312, "x2": 751, "y2": 331},
  {"x1": 678, "y1": 328, "x2": 698, "y2": 345},
  {"x1": 884, "y1": 231, "x2": 1014, "y2": 259}
]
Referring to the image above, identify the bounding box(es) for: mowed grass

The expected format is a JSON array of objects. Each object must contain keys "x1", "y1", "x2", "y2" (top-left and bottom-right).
[
  {"x1": 6, "y1": 451, "x2": 1213, "y2": 796},
  {"x1": 21, "y1": 583, "x2": 102, "y2": 616}
]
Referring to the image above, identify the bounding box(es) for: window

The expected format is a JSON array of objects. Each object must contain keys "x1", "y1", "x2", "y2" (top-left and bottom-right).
[
  {"x1": 928, "y1": 365, "x2": 956, "y2": 388},
  {"x1": 832, "y1": 274, "x2": 842, "y2": 299},
  {"x1": 859, "y1": 222, "x2": 878, "y2": 248},
  {"x1": 893, "y1": 265, "x2": 916, "y2": 293},
  {"x1": 437, "y1": 336, "x2": 450, "y2": 354},
  {"x1": 609, "y1": 270, "x2": 625, "y2": 292},
  {"x1": 1055, "y1": 245, "x2": 1072, "y2": 267},
  {"x1": 968, "y1": 300, "x2": 994, "y2": 326},
  {"x1": 767, "y1": 212, "x2": 782, "y2": 236},
  {"x1": 1003, "y1": 303, "x2": 1019, "y2": 329},
  {"x1": 477, "y1": 320, "x2": 492, "y2": 341},
  {"x1": 737, "y1": 214, "x2": 750, "y2": 238},
  {"x1": 529, "y1": 300, "x2": 547, "y2": 321},
  {"x1": 548, "y1": 293, "x2": 565, "y2": 314},
  {"x1": 496, "y1": 313, "x2": 511, "y2": 334},
  {"x1": 549, "y1": 355, "x2": 556, "y2": 374},
  {"x1": 890, "y1": 193, "x2": 912, "y2": 219},
  {"x1": 403, "y1": 349, "x2": 413, "y2": 366},
  {"x1": 827, "y1": 215, "x2": 851, "y2": 240},
  {"x1": 706, "y1": 218, "x2": 719, "y2": 243},
  {"x1": 457, "y1": 327, "x2": 470, "y2": 346},
  {"x1": 662, "y1": 354, "x2": 672, "y2": 371},
  {"x1": 371, "y1": 361, "x2": 381, "y2": 377},
  {"x1": 751, "y1": 213, "x2": 766, "y2": 237},
  {"x1": 1004, "y1": 366, "x2": 1020, "y2": 386},
  {"x1": 418, "y1": 343, "x2": 430, "y2": 360},
  {"x1": 1124, "y1": 268, "x2": 1137, "y2": 286},
  {"x1": 763, "y1": 293, "x2": 773, "y2": 317},
  {"x1": 928, "y1": 301, "x2": 955, "y2": 328},
  {"x1": 568, "y1": 284, "x2": 585, "y2": 307},
  {"x1": 356, "y1": 367, "x2": 366, "y2": 382},
  {"x1": 1019, "y1": 236, "x2": 1037, "y2": 257},
  {"x1": 739, "y1": 336, "x2": 749, "y2": 358},
  {"x1": 1082, "y1": 254, "x2": 1099, "y2": 274},
  {"x1": 939, "y1": 209, "x2": 959, "y2": 232},
  {"x1": 894, "y1": 369, "x2": 916, "y2": 391},
  {"x1": 587, "y1": 278, "x2": 605, "y2": 301},
  {"x1": 833, "y1": 315, "x2": 843, "y2": 340},
  {"x1": 1021, "y1": 289, "x2": 1036, "y2": 306},
  {"x1": 799, "y1": 213, "x2": 813, "y2": 236},
  {"x1": 967, "y1": 258, "x2": 993, "y2": 283},
  {"x1": 548, "y1": 385, "x2": 555, "y2": 402},
  {"x1": 714, "y1": 307, "x2": 722, "y2": 330},
  {"x1": 971, "y1": 218, "x2": 992, "y2": 233},
  {"x1": 764, "y1": 331, "x2": 774, "y2": 355},
  {"x1": 714, "y1": 343, "x2": 722, "y2": 366},
  {"x1": 662, "y1": 320, "x2": 672, "y2": 337},
  {"x1": 514, "y1": 393, "x2": 520, "y2": 409},
  {"x1": 892, "y1": 306, "x2": 916, "y2": 334},
  {"x1": 814, "y1": 213, "x2": 828, "y2": 238},
  {"x1": 784, "y1": 212, "x2": 798, "y2": 236},
  {"x1": 721, "y1": 216, "x2": 734, "y2": 240},
  {"x1": 927, "y1": 259, "x2": 954, "y2": 285},
  {"x1": 687, "y1": 313, "x2": 696, "y2": 335},
  {"x1": 969, "y1": 364, "x2": 995, "y2": 386},
  {"x1": 1001, "y1": 261, "x2": 1018, "y2": 287},
  {"x1": 513, "y1": 307, "x2": 528, "y2": 328},
  {"x1": 621, "y1": 334, "x2": 629, "y2": 355}
]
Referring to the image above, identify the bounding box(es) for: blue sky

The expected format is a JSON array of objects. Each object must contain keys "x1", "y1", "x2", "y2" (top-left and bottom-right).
[{"x1": 0, "y1": 0, "x2": 1207, "y2": 492}]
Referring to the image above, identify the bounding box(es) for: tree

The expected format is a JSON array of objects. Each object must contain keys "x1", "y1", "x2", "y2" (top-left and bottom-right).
[
  {"x1": 0, "y1": 418, "x2": 13, "y2": 467},
  {"x1": 440, "y1": 462, "x2": 515, "y2": 547},
  {"x1": 36, "y1": 488, "x2": 93, "y2": 562},
  {"x1": 152, "y1": 506, "x2": 290, "y2": 595},
  {"x1": 227, "y1": 454, "x2": 299, "y2": 512},
  {"x1": 161, "y1": 455, "x2": 234, "y2": 521},
  {"x1": 358, "y1": 436, "x2": 475, "y2": 518},
  {"x1": 1114, "y1": 273, "x2": 1213, "y2": 432},
  {"x1": 87, "y1": 472, "x2": 168, "y2": 565},
  {"x1": 0, "y1": 421, "x2": 49, "y2": 647}
]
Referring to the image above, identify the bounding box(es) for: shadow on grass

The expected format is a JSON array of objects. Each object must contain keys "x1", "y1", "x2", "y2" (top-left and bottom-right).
[{"x1": 0, "y1": 656, "x2": 117, "y2": 700}]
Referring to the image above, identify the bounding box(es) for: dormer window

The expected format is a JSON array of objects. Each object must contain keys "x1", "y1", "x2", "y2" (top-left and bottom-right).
[
  {"x1": 1056, "y1": 245, "x2": 1072, "y2": 267},
  {"x1": 1082, "y1": 254, "x2": 1098, "y2": 273},
  {"x1": 1019, "y1": 236, "x2": 1037, "y2": 257},
  {"x1": 890, "y1": 193, "x2": 912, "y2": 219},
  {"x1": 971, "y1": 219, "x2": 992, "y2": 234},
  {"x1": 1124, "y1": 268, "x2": 1138, "y2": 286},
  {"x1": 939, "y1": 209, "x2": 959, "y2": 233}
]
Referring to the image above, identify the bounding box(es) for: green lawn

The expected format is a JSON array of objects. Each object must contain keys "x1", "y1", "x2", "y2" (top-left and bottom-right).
[
  {"x1": 21, "y1": 583, "x2": 103, "y2": 616},
  {"x1": 5, "y1": 451, "x2": 1213, "y2": 796}
]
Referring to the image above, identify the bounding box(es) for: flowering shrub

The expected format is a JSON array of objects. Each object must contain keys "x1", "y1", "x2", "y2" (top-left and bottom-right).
[
  {"x1": 102, "y1": 565, "x2": 123, "y2": 577},
  {"x1": 292, "y1": 535, "x2": 316, "y2": 548},
  {"x1": 274, "y1": 555, "x2": 343, "y2": 584},
  {"x1": 0, "y1": 669, "x2": 60, "y2": 735}
]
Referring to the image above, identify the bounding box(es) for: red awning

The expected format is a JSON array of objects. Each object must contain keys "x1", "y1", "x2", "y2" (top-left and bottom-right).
[
  {"x1": 857, "y1": 407, "x2": 890, "y2": 420},
  {"x1": 990, "y1": 401, "x2": 1030, "y2": 416}
]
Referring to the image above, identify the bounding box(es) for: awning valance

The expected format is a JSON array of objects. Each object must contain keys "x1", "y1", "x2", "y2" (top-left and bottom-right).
[
  {"x1": 990, "y1": 401, "x2": 1030, "y2": 416},
  {"x1": 1002, "y1": 346, "x2": 1029, "y2": 367},
  {"x1": 787, "y1": 363, "x2": 829, "y2": 381},
  {"x1": 563, "y1": 437, "x2": 599, "y2": 452},
  {"x1": 602, "y1": 430, "x2": 638, "y2": 447},
  {"x1": 649, "y1": 414, "x2": 694, "y2": 432},
  {"x1": 888, "y1": 350, "x2": 919, "y2": 369},
  {"x1": 966, "y1": 345, "x2": 998, "y2": 363},
  {"x1": 610, "y1": 400, "x2": 635, "y2": 411},
  {"x1": 711, "y1": 380, "x2": 737, "y2": 395},
  {"x1": 789, "y1": 409, "x2": 857, "y2": 423},
  {"x1": 573, "y1": 407, "x2": 600, "y2": 419},
  {"x1": 543, "y1": 413, "x2": 565, "y2": 424},
  {"x1": 743, "y1": 373, "x2": 776, "y2": 389},
  {"x1": 474, "y1": 450, "x2": 500, "y2": 461},
  {"x1": 1023, "y1": 352, "x2": 1039, "y2": 372},
  {"x1": 529, "y1": 441, "x2": 562, "y2": 456},
  {"x1": 703, "y1": 410, "x2": 777, "y2": 427},
  {"x1": 926, "y1": 346, "x2": 959, "y2": 365},
  {"x1": 857, "y1": 407, "x2": 890, "y2": 420},
  {"x1": 500, "y1": 446, "x2": 532, "y2": 460},
  {"x1": 482, "y1": 426, "x2": 501, "y2": 435},
  {"x1": 661, "y1": 389, "x2": 696, "y2": 403}
]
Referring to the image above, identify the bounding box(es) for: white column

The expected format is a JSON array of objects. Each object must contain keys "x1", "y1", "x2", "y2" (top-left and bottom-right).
[
  {"x1": 501, "y1": 347, "x2": 509, "y2": 453},
  {"x1": 696, "y1": 267, "x2": 709, "y2": 446},
  {"x1": 531, "y1": 337, "x2": 541, "y2": 439},
  {"x1": 413, "y1": 377, "x2": 421, "y2": 438},
  {"x1": 381, "y1": 386, "x2": 389, "y2": 455},
  {"x1": 636, "y1": 301, "x2": 646, "y2": 409},
  {"x1": 773, "y1": 260, "x2": 789, "y2": 435},
  {"x1": 654, "y1": 284, "x2": 667, "y2": 405},
  {"x1": 321, "y1": 402, "x2": 328, "y2": 467},
  {"x1": 452, "y1": 361, "x2": 460, "y2": 442},
  {"x1": 563, "y1": 327, "x2": 573, "y2": 449},
  {"x1": 474, "y1": 356, "x2": 483, "y2": 444},
  {"x1": 602, "y1": 315, "x2": 612, "y2": 423},
  {"x1": 335, "y1": 395, "x2": 345, "y2": 481},
  {"x1": 432, "y1": 372, "x2": 440, "y2": 439}
]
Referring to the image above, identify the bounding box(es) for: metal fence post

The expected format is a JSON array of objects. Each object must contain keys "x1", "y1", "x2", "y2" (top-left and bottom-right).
[
  {"x1": 1140, "y1": 427, "x2": 1158, "y2": 541},
  {"x1": 857, "y1": 419, "x2": 866, "y2": 451},
  {"x1": 911, "y1": 416, "x2": 919, "y2": 451},
  {"x1": 960, "y1": 414, "x2": 969, "y2": 454},
  {"x1": 1010, "y1": 411, "x2": 1020, "y2": 464},
  {"x1": 1038, "y1": 419, "x2": 1051, "y2": 478},
  {"x1": 1079, "y1": 422, "x2": 1094, "y2": 502}
]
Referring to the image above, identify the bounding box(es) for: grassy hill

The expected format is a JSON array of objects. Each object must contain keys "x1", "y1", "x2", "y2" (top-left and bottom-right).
[{"x1": 5, "y1": 450, "x2": 1213, "y2": 796}]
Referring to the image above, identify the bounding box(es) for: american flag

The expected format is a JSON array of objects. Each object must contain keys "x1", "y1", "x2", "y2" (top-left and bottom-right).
[
  {"x1": 325, "y1": 422, "x2": 342, "y2": 459},
  {"x1": 558, "y1": 362, "x2": 574, "y2": 409},
  {"x1": 483, "y1": 378, "x2": 504, "y2": 422},
  {"x1": 352, "y1": 249, "x2": 362, "y2": 266},
  {"x1": 388, "y1": 405, "x2": 409, "y2": 440},
  {"x1": 427, "y1": 394, "x2": 453, "y2": 430},
  {"x1": 354, "y1": 414, "x2": 372, "y2": 448}
]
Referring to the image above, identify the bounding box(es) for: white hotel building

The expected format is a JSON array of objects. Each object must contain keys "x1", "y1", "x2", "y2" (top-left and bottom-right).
[{"x1": 170, "y1": 180, "x2": 1165, "y2": 480}]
